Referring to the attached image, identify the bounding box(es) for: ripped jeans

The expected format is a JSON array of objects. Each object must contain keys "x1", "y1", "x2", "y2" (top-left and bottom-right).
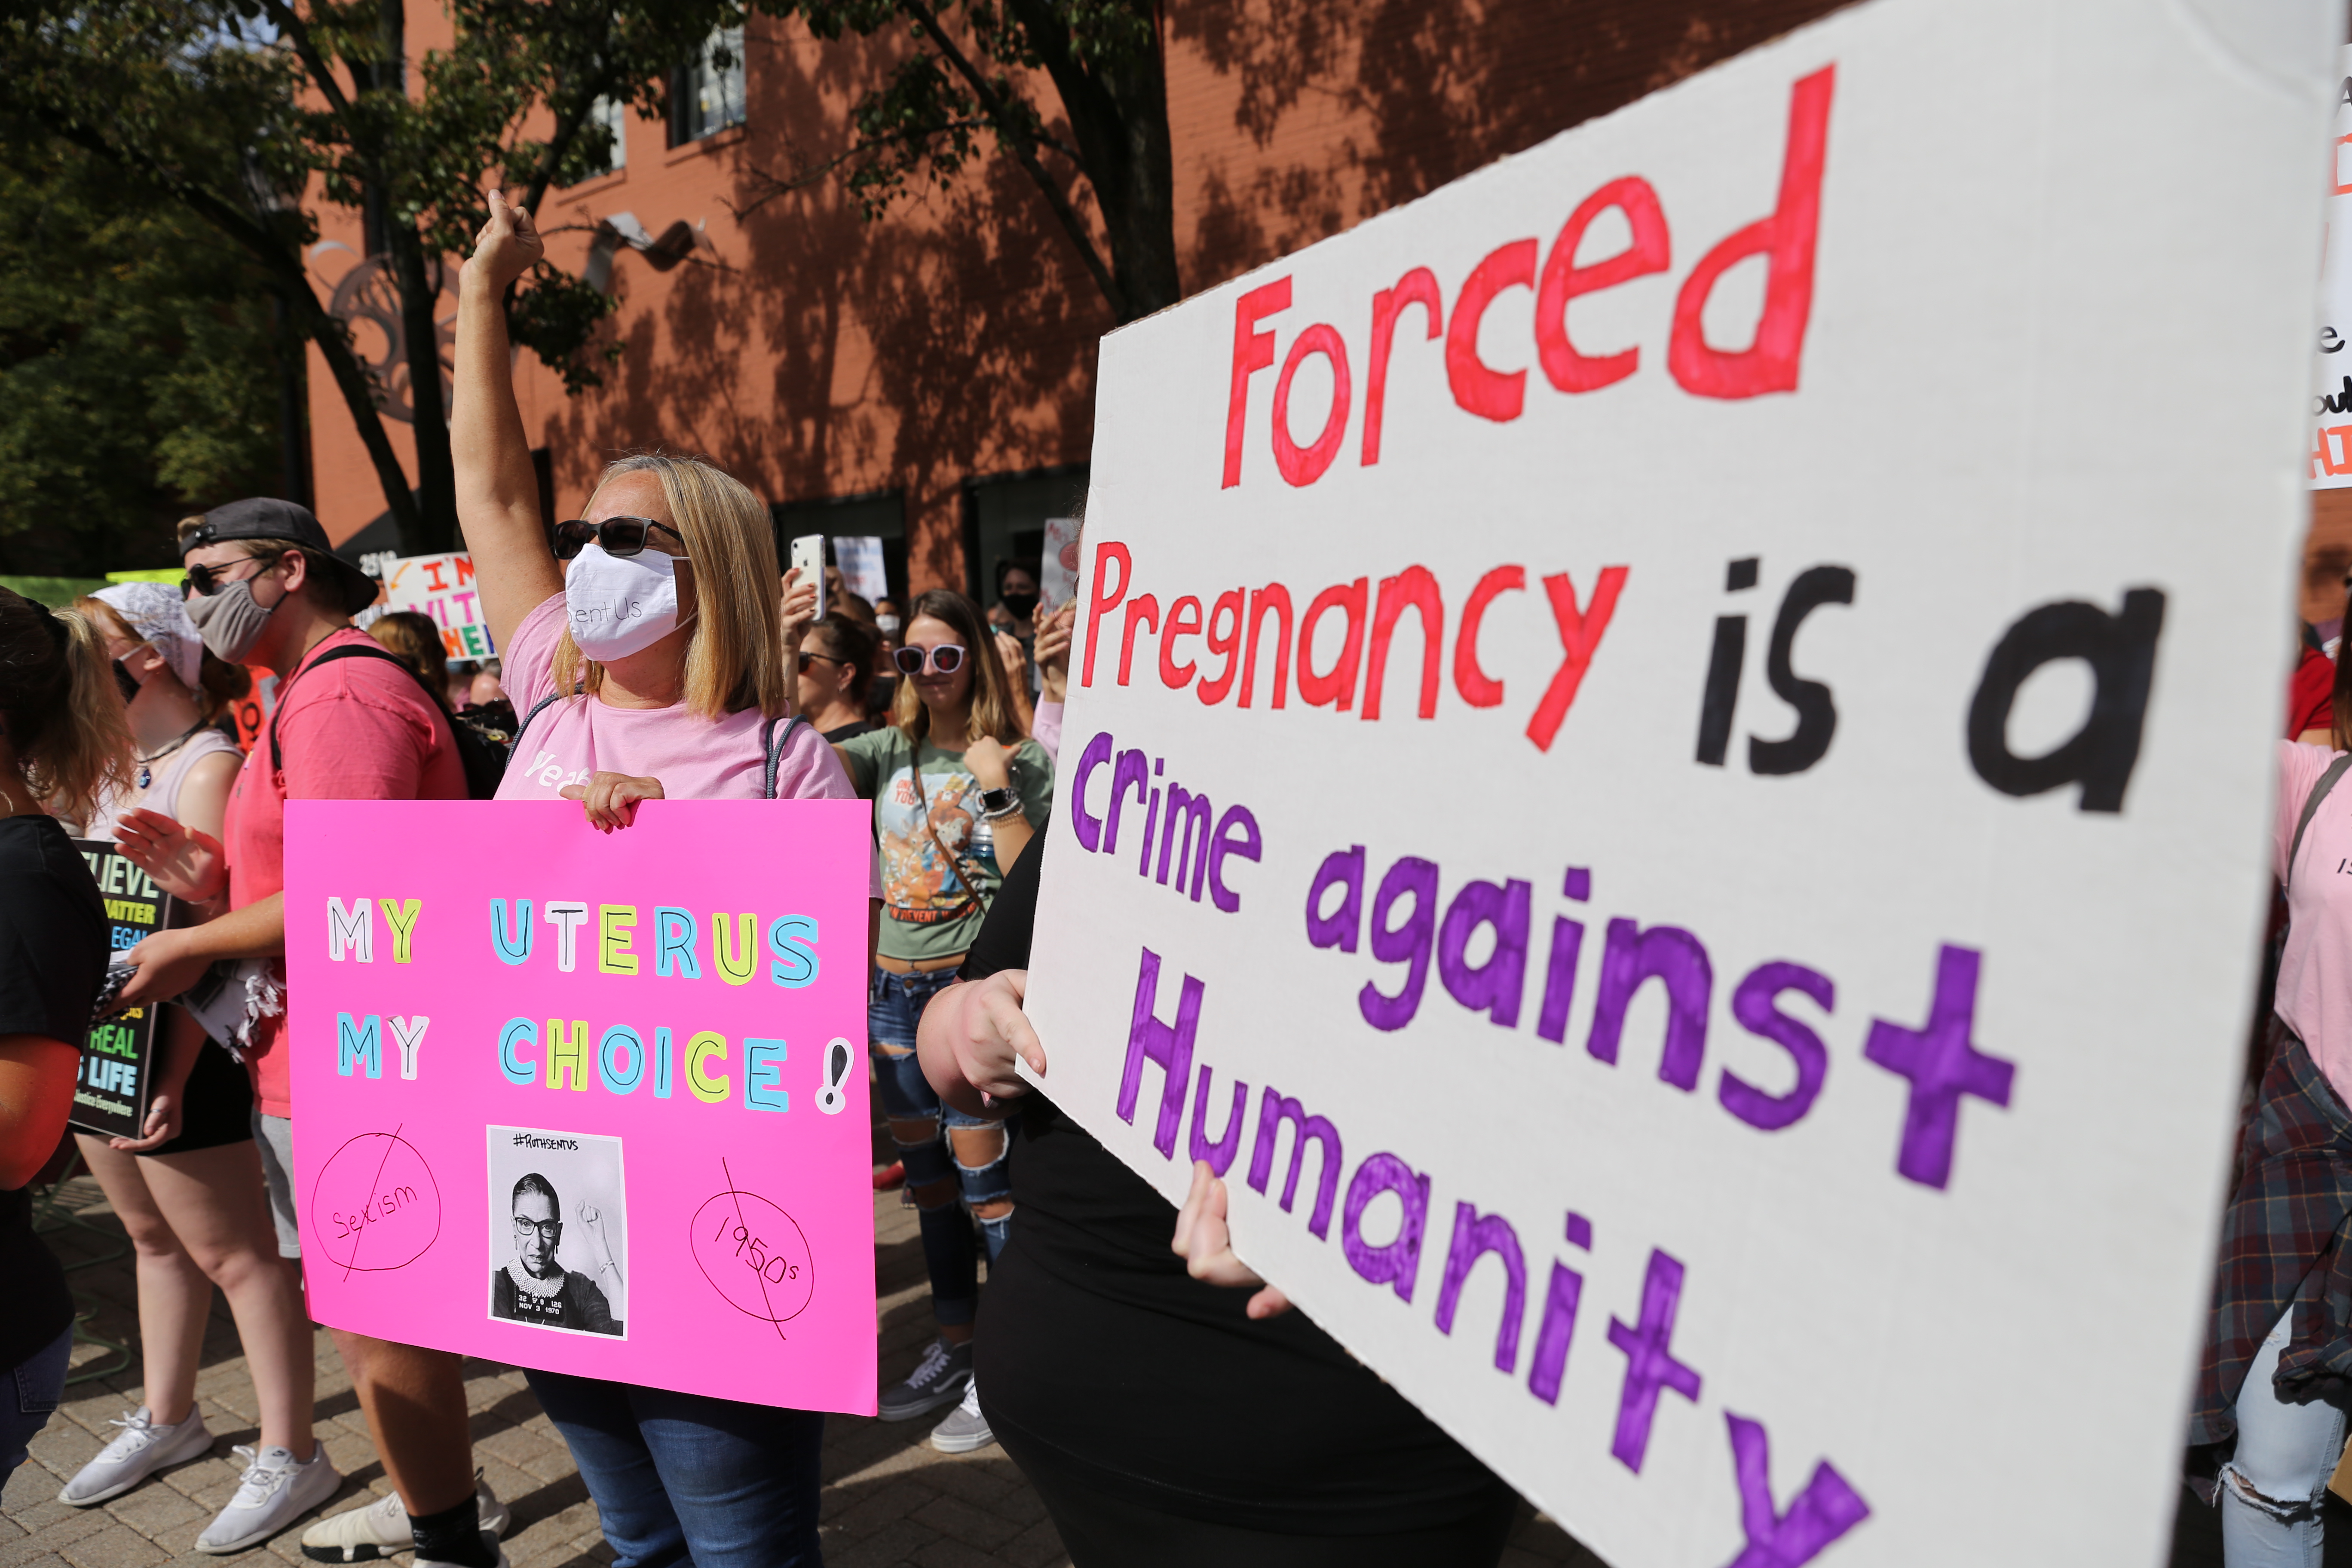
[
  {"x1": 870, "y1": 965, "x2": 1014, "y2": 1329},
  {"x1": 2223, "y1": 1305, "x2": 2349, "y2": 1567}
]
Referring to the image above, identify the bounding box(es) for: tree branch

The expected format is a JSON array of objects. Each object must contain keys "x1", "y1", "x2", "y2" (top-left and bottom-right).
[
  {"x1": 897, "y1": 0, "x2": 1124, "y2": 317},
  {"x1": 41, "y1": 116, "x2": 423, "y2": 547},
  {"x1": 254, "y1": 0, "x2": 358, "y2": 122},
  {"x1": 724, "y1": 115, "x2": 997, "y2": 220}
]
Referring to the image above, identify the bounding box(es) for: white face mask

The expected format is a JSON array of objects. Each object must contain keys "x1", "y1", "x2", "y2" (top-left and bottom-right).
[
  {"x1": 565, "y1": 541, "x2": 689, "y2": 660},
  {"x1": 874, "y1": 614, "x2": 902, "y2": 637}
]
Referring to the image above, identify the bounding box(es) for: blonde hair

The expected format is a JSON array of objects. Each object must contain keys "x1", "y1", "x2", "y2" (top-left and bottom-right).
[
  {"x1": 75, "y1": 594, "x2": 251, "y2": 727},
  {"x1": 0, "y1": 591, "x2": 133, "y2": 821},
  {"x1": 891, "y1": 589, "x2": 1026, "y2": 747},
  {"x1": 550, "y1": 453, "x2": 788, "y2": 720}
]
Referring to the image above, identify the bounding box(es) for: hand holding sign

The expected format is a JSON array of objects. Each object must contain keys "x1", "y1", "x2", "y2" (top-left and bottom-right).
[
  {"x1": 1173, "y1": 1160, "x2": 1289, "y2": 1321},
  {"x1": 559, "y1": 772, "x2": 665, "y2": 833},
  {"x1": 919, "y1": 969, "x2": 1044, "y2": 1109}
]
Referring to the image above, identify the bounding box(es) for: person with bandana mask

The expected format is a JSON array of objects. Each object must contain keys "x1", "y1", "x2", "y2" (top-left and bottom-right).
[
  {"x1": 53, "y1": 584, "x2": 328, "y2": 1556},
  {"x1": 448, "y1": 188, "x2": 873, "y2": 1568},
  {"x1": 108, "y1": 501, "x2": 515, "y2": 1568}
]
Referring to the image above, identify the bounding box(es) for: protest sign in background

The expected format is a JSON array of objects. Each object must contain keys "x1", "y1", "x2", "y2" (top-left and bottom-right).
[
  {"x1": 378, "y1": 553, "x2": 496, "y2": 659},
  {"x1": 834, "y1": 536, "x2": 889, "y2": 607},
  {"x1": 1021, "y1": 0, "x2": 2338, "y2": 1563},
  {"x1": 68, "y1": 840, "x2": 177, "y2": 1139},
  {"x1": 2315, "y1": 43, "x2": 2352, "y2": 489},
  {"x1": 284, "y1": 799, "x2": 877, "y2": 1414}
]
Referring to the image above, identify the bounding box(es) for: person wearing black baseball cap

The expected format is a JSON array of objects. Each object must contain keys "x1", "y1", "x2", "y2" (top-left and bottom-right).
[{"x1": 110, "y1": 503, "x2": 505, "y2": 1562}]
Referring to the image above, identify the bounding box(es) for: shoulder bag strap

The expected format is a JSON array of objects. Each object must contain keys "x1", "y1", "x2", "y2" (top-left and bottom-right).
[
  {"x1": 511, "y1": 687, "x2": 578, "y2": 756},
  {"x1": 906, "y1": 731, "x2": 987, "y2": 910},
  {"x1": 761, "y1": 713, "x2": 809, "y2": 799},
  {"x1": 2288, "y1": 752, "x2": 2352, "y2": 898}
]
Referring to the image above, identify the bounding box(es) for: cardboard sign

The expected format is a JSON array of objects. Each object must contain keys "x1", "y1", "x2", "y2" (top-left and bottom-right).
[
  {"x1": 1021, "y1": 2, "x2": 2335, "y2": 1564},
  {"x1": 1038, "y1": 518, "x2": 1082, "y2": 615},
  {"x1": 69, "y1": 840, "x2": 179, "y2": 1139},
  {"x1": 230, "y1": 668, "x2": 276, "y2": 754},
  {"x1": 283, "y1": 799, "x2": 878, "y2": 1414},
  {"x1": 380, "y1": 553, "x2": 496, "y2": 659},
  {"x1": 835, "y1": 536, "x2": 889, "y2": 606}
]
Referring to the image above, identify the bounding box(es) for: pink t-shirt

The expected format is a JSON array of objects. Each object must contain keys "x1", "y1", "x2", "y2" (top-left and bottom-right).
[
  {"x1": 498, "y1": 595, "x2": 873, "y2": 877},
  {"x1": 226, "y1": 628, "x2": 469, "y2": 1115},
  {"x1": 2275, "y1": 741, "x2": 2352, "y2": 1102}
]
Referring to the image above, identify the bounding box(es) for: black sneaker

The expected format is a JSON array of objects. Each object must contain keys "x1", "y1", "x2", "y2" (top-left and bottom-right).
[{"x1": 879, "y1": 1336, "x2": 972, "y2": 1422}]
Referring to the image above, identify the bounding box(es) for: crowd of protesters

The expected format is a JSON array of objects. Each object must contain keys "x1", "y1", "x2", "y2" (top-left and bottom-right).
[
  {"x1": 21, "y1": 184, "x2": 2352, "y2": 1568},
  {"x1": 0, "y1": 190, "x2": 1528, "y2": 1568}
]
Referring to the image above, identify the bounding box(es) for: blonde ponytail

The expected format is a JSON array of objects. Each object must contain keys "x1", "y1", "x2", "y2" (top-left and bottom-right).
[{"x1": 0, "y1": 589, "x2": 132, "y2": 821}]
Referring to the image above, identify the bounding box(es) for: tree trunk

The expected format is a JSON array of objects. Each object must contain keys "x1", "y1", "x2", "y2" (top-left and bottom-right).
[
  {"x1": 389, "y1": 220, "x2": 458, "y2": 553},
  {"x1": 1005, "y1": 0, "x2": 1180, "y2": 322}
]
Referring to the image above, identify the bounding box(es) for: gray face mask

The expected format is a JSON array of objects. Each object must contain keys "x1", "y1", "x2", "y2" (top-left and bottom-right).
[{"x1": 185, "y1": 579, "x2": 276, "y2": 664}]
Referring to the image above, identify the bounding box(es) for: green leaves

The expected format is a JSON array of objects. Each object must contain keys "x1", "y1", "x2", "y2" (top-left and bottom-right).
[{"x1": 0, "y1": 132, "x2": 283, "y2": 574}]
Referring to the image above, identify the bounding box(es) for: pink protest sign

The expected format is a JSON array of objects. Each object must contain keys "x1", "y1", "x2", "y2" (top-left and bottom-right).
[{"x1": 284, "y1": 799, "x2": 876, "y2": 1415}]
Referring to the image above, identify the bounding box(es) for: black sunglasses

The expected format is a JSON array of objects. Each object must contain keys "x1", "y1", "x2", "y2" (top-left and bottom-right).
[
  {"x1": 796, "y1": 651, "x2": 846, "y2": 674},
  {"x1": 553, "y1": 516, "x2": 687, "y2": 561},
  {"x1": 181, "y1": 554, "x2": 280, "y2": 598},
  {"x1": 893, "y1": 644, "x2": 966, "y2": 676}
]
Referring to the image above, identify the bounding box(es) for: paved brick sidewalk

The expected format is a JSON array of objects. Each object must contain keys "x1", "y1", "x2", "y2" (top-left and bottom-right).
[{"x1": 4, "y1": 1175, "x2": 1596, "y2": 1568}]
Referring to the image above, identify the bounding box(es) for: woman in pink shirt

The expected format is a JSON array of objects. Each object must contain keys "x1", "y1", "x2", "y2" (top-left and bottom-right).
[{"x1": 452, "y1": 189, "x2": 864, "y2": 1568}]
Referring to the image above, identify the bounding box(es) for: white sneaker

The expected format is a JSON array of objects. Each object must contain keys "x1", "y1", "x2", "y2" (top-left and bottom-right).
[
  {"x1": 929, "y1": 1378, "x2": 995, "y2": 1454},
  {"x1": 58, "y1": 1406, "x2": 214, "y2": 1505},
  {"x1": 301, "y1": 1475, "x2": 513, "y2": 1562},
  {"x1": 196, "y1": 1442, "x2": 342, "y2": 1553}
]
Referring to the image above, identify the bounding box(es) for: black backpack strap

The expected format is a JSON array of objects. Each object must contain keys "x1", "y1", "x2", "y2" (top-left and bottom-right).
[
  {"x1": 511, "y1": 689, "x2": 574, "y2": 756},
  {"x1": 762, "y1": 714, "x2": 810, "y2": 799},
  {"x1": 267, "y1": 642, "x2": 416, "y2": 776},
  {"x1": 2288, "y1": 752, "x2": 2352, "y2": 896}
]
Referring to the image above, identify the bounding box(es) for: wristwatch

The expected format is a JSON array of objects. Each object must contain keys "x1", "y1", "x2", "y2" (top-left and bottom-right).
[{"x1": 978, "y1": 785, "x2": 1021, "y2": 818}]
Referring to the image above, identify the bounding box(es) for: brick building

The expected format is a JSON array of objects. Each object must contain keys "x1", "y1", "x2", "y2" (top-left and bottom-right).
[{"x1": 306, "y1": 1, "x2": 1848, "y2": 602}]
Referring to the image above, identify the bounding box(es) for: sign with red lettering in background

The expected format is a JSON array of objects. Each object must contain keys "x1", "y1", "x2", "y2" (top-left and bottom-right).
[
  {"x1": 1024, "y1": 1, "x2": 2337, "y2": 1564},
  {"x1": 380, "y1": 552, "x2": 497, "y2": 659}
]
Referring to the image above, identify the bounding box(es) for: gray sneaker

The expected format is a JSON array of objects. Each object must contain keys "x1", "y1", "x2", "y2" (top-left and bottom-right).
[
  {"x1": 301, "y1": 1474, "x2": 514, "y2": 1562},
  {"x1": 58, "y1": 1407, "x2": 214, "y2": 1505},
  {"x1": 878, "y1": 1336, "x2": 971, "y2": 1422},
  {"x1": 196, "y1": 1442, "x2": 342, "y2": 1553},
  {"x1": 929, "y1": 1378, "x2": 994, "y2": 1454}
]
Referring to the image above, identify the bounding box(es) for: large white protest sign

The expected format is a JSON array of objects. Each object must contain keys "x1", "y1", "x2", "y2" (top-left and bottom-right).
[{"x1": 1023, "y1": 1, "x2": 2337, "y2": 1563}]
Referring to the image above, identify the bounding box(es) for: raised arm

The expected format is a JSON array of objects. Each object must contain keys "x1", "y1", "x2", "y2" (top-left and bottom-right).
[{"x1": 455, "y1": 189, "x2": 565, "y2": 652}]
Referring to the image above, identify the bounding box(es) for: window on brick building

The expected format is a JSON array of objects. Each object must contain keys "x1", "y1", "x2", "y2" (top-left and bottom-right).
[
  {"x1": 583, "y1": 95, "x2": 627, "y2": 176},
  {"x1": 670, "y1": 27, "x2": 746, "y2": 146}
]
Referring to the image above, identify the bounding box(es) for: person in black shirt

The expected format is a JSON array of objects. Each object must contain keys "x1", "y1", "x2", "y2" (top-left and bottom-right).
[
  {"x1": 0, "y1": 586, "x2": 131, "y2": 1473},
  {"x1": 916, "y1": 836, "x2": 1520, "y2": 1567}
]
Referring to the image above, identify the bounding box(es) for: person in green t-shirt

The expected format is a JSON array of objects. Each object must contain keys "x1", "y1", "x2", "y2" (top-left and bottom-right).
[{"x1": 834, "y1": 588, "x2": 1051, "y2": 1453}]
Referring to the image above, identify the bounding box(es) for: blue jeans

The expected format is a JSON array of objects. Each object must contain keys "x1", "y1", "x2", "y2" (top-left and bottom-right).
[
  {"x1": 525, "y1": 1371, "x2": 823, "y2": 1568},
  {"x1": 870, "y1": 967, "x2": 1015, "y2": 1329},
  {"x1": 3, "y1": 1324, "x2": 71, "y2": 1474},
  {"x1": 2221, "y1": 1306, "x2": 2349, "y2": 1567}
]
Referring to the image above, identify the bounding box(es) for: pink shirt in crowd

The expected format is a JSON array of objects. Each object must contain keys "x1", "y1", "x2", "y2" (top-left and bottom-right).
[
  {"x1": 497, "y1": 594, "x2": 878, "y2": 890},
  {"x1": 225, "y1": 628, "x2": 468, "y2": 1115},
  {"x1": 1030, "y1": 698, "x2": 1062, "y2": 761},
  {"x1": 2275, "y1": 740, "x2": 2352, "y2": 1105}
]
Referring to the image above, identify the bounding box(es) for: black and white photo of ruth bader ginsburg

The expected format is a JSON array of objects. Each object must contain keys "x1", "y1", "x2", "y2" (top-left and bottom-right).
[{"x1": 491, "y1": 1171, "x2": 623, "y2": 1335}]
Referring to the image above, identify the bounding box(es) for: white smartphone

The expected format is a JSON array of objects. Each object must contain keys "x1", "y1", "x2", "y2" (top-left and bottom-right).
[{"x1": 789, "y1": 535, "x2": 826, "y2": 621}]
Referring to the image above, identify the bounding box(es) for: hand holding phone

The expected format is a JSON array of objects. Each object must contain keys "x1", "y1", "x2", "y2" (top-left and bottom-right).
[{"x1": 790, "y1": 535, "x2": 827, "y2": 622}]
